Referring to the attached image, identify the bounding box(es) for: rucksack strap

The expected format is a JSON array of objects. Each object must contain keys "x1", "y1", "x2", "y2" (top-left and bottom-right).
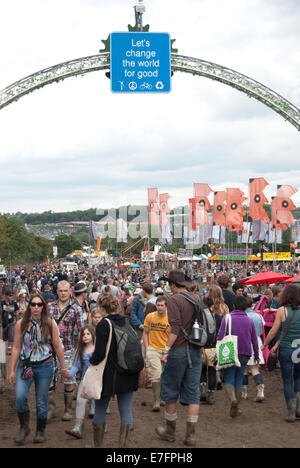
[{"x1": 56, "y1": 304, "x2": 72, "y2": 326}]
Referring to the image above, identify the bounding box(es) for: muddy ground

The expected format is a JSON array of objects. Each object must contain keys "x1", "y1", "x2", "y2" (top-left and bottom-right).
[{"x1": 0, "y1": 364, "x2": 299, "y2": 450}]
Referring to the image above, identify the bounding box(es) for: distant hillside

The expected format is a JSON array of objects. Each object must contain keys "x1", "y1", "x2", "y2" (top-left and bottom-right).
[{"x1": 5, "y1": 204, "x2": 300, "y2": 226}]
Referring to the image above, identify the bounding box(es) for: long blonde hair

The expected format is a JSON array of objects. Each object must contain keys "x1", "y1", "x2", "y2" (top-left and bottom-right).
[{"x1": 207, "y1": 285, "x2": 226, "y2": 315}]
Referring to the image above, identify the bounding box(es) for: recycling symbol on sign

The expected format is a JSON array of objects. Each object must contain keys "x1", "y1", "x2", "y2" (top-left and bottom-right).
[{"x1": 155, "y1": 81, "x2": 164, "y2": 90}]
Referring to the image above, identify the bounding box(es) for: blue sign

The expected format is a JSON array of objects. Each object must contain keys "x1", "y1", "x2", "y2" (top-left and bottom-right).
[{"x1": 110, "y1": 32, "x2": 171, "y2": 93}]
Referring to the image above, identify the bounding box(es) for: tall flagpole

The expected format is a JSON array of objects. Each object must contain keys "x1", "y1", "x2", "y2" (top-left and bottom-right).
[{"x1": 246, "y1": 180, "x2": 250, "y2": 274}]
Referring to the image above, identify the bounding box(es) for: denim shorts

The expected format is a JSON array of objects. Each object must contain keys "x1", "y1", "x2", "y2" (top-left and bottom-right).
[{"x1": 161, "y1": 345, "x2": 202, "y2": 405}]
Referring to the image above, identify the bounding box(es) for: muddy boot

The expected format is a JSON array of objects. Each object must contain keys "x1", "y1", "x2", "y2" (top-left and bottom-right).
[
  {"x1": 65, "y1": 419, "x2": 84, "y2": 439},
  {"x1": 285, "y1": 399, "x2": 296, "y2": 423},
  {"x1": 88, "y1": 400, "x2": 95, "y2": 419},
  {"x1": 47, "y1": 389, "x2": 56, "y2": 421},
  {"x1": 156, "y1": 413, "x2": 177, "y2": 442},
  {"x1": 62, "y1": 390, "x2": 73, "y2": 421},
  {"x1": 216, "y1": 371, "x2": 223, "y2": 390},
  {"x1": 296, "y1": 393, "x2": 300, "y2": 418},
  {"x1": 255, "y1": 384, "x2": 265, "y2": 403},
  {"x1": 225, "y1": 385, "x2": 239, "y2": 418},
  {"x1": 207, "y1": 391, "x2": 215, "y2": 405},
  {"x1": 119, "y1": 423, "x2": 130, "y2": 448},
  {"x1": 152, "y1": 382, "x2": 161, "y2": 412},
  {"x1": 241, "y1": 385, "x2": 248, "y2": 400},
  {"x1": 235, "y1": 389, "x2": 243, "y2": 417},
  {"x1": 15, "y1": 411, "x2": 30, "y2": 445},
  {"x1": 199, "y1": 383, "x2": 207, "y2": 402},
  {"x1": 93, "y1": 423, "x2": 106, "y2": 448},
  {"x1": 184, "y1": 421, "x2": 197, "y2": 446},
  {"x1": 33, "y1": 419, "x2": 47, "y2": 443}
]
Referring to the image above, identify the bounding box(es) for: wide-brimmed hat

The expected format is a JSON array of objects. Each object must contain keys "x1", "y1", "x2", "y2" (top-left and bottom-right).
[
  {"x1": 74, "y1": 282, "x2": 87, "y2": 293},
  {"x1": 162, "y1": 270, "x2": 193, "y2": 287}
]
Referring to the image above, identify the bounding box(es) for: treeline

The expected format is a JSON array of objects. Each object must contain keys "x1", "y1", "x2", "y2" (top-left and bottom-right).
[
  {"x1": 0, "y1": 216, "x2": 53, "y2": 266},
  {"x1": 4, "y1": 206, "x2": 148, "y2": 225},
  {"x1": 4, "y1": 205, "x2": 300, "y2": 226}
]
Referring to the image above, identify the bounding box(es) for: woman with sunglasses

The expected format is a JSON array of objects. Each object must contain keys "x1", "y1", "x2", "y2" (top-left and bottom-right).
[{"x1": 9, "y1": 294, "x2": 70, "y2": 445}]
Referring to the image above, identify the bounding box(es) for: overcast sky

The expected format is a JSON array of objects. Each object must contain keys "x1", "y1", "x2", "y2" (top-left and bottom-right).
[{"x1": 0, "y1": 0, "x2": 299, "y2": 214}]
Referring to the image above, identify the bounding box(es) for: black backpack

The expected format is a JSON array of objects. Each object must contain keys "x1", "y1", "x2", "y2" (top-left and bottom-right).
[
  {"x1": 110, "y1": 317, "x2": 144, "y2": 375},
  {"x1": 179, "y1": 292, "x2": 216, "y2": 348}
]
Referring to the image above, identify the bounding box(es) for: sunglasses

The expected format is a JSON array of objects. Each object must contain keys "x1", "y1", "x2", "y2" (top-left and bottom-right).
[{"x1": 30, "y1": 302, "x2": 43, "y2": 308}]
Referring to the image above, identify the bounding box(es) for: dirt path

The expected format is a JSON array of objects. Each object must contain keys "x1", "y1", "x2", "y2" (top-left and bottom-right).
[{"x1": 0, "y1": 367, "x2": 299, "y2": 449}]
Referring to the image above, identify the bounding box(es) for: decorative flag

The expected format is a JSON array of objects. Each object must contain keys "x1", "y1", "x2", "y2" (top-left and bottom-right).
[
  {"x1": 225, "y1": 188, "x2": 247, "y2": 231},
  {"x1": 213, "y1": 191, "x2": 226, "y2": 226},
  {"x1": 220, "y1": 226, "x2": 226, "y2": 245},
  {"x1": 89, "y1": 220, "x2": 104, "y2": 241},
  {"x1": 194, "y1": 183, "x2": 213, "y2": 226},
  {"x1": 249, "y1": 178, "x2": 270, "y2": 223},
  {"x1": 291, "y1": 220, "x2": 300, "y2": 243},
  {"x1": 189, "y1": 197, "x2": 197, "y2": 231},
  {"x1": 266, "y1": 225, "x2": 276, "y2": 244},
  {"x1": 148, "y1": 188, "x2": 160, "y2": 226},
  {"x1": 241, "y1": 222, "x2": 251, "y2": 243},
  {"x1": 271, "y1": 185, "x2": 297, "y2": 230},
  {"x1": 96, "y1": 237, "x2": 101, "y2": 251},
  {"x1": 159, "y1": 193, "x2": 171, "y2": 227},
  {"x1": 203, "y1": 214, "x2": 213, "y2": 244},
  {"x1": 117, "y1": 219, "x2": 128, "y2": 243},
  {"x1": 252, "y1": 220, "x2": 269, "y2": 242},
  {"x1": 212, "y1": 225, "x2": 220, "y2": 242}
]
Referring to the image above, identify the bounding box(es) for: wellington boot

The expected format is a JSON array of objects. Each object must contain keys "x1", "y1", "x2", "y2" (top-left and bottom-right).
[
  {"x1": 156, "y1": 419, "x2": 176, "y2": 442},
  {"x1": 88, "y1": 400, "x2": 95, "y2": 419},
  {"x1": 207, "y1": 391, "x2": 215, "y2": 405},
  {"x1": 93, "y1": 423, "x2": 106, "y2": 448},
  {"x1": 285, "y1": 399, "x2": 296, "y2": 423},
  {"x1": 65, "y1": 419, "x2": 84, "y2": 439},
  {"x1": 62, "y1": 391, "x2": 73, "y2": 421},
  {"x1": 242, "y1": 385, "x2": 248, "y2": 400},
  {"x1": 47, "y1": 390, "x2": 56, "y2": 421},
  {"x1": 119, "y1": 423, "x2": 130, "y2": 448},
  {"x1": 15, "y1": 411, "x2": 30, "y2": 446},
  {"x1": 152, "y1": 382, "x2": 161, "y2": 412},
  {"x1": 235, "y1": 389, "x2": 243, "y2": 417},
  {"x1": 199, "y1": 383, "x2": 207, "y2": 402},
  {"x1": 255, "y1": 384, "x2": 265, "y2": 403},
  {"x1": 33, "y1": 419, "x2": 47, "y2": 443},
  {"x1": 296, "y1": 393, "x2": 300, "y2": 418},
  {"x1": 184, "y1": 421, "x2": 197, "y2": 447},
  {"x1": 225, "y1": 386, "x2": 239, "y2": 418}
]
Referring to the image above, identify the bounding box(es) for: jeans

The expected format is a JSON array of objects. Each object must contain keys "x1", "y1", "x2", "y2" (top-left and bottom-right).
[
  {"x1": 223, "y1": 356, "x2": 249, "y2": 390},
  {"x1": 161, "y1": 345, "x2": 202, "y2": 405},
  {"x1": 94, "y1": 391, "x2": 134, "y2": 425},
  {"x1": 279, "y1": 347, "x2": 300, "y2": 404},
  {"x1": 15, "y1": 360, "x2": 54, "y2": 420}
]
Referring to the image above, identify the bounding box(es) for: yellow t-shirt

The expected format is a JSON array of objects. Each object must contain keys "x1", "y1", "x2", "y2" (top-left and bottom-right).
[{"x1": 144, "y1": 312, "x2": 171, "y2": 350}]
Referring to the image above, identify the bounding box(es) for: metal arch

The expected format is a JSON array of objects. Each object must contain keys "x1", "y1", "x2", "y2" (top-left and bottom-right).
[
  {"x1": 0, "y1": 52, "x2": 299, "y2": 131},
  {"x1": 171, "y1": 55, "x2": 300, "y2": 131}
]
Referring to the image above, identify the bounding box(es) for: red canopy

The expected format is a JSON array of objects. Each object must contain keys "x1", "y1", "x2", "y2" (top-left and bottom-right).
[
  {"x1": 284, "y1": 274, "x2": 300, "y2": 284},
  {"x1": 237, "y1": 275, "x2": 255, "y2": 283},
  {"x1": 242, "y1": 270, "x2": 292, "y2": 285}
]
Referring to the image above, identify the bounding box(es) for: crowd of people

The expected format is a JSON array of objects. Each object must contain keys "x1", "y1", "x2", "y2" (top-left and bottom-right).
[{"x1": 0, "y1": 259, "x2": 299, "y2": 448}]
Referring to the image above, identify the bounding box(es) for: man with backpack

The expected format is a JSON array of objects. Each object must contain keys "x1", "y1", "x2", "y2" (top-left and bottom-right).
[
  {"x1": 130, "y1": 284, "x2": 157, "y2": 341},
  {"x1": 156, "y1": 270, "x2": 216, "y2": 447}
]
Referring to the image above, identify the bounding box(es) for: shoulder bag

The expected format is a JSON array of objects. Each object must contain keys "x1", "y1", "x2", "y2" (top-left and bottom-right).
[
  {"x1": 216, "y1": 314, "x2": 241, "y2": 370},
  {"x1": 80, "y1": 318, "x2": 112, "y2": 400}
]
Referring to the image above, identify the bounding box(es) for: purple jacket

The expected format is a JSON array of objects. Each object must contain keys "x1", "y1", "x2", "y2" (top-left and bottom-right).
[{"x1": 217, "y1": 310, "x2": 259, "y2": 361}]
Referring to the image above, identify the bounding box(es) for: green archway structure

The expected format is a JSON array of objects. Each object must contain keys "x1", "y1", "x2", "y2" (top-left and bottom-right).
[{"x1": 1, "y1": 52, "x2": 300, "y2": 131}]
